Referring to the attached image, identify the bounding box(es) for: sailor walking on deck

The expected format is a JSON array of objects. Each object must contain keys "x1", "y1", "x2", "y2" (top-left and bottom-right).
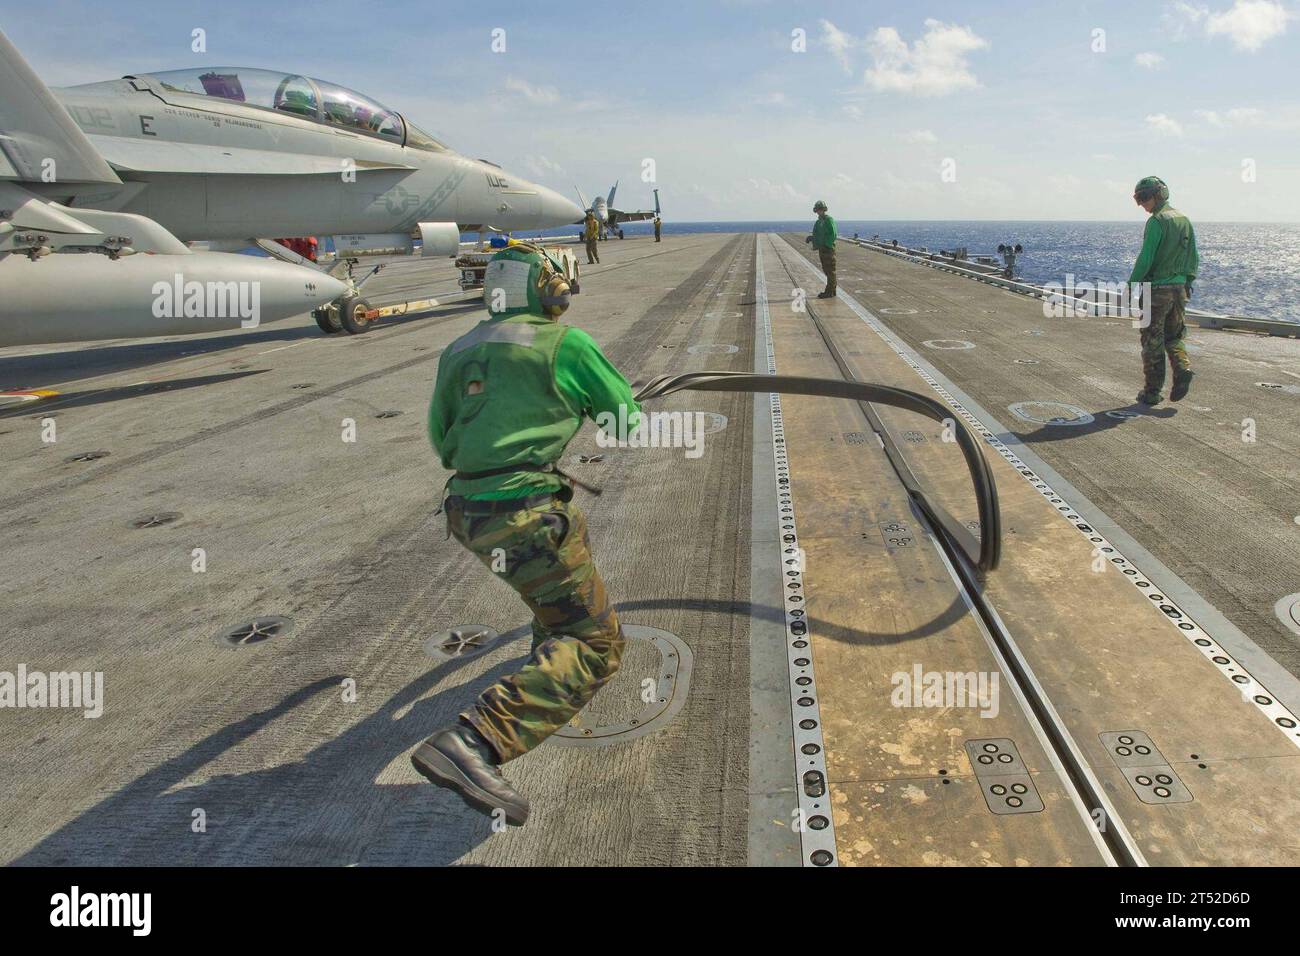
[
  {"x1": 1130, "y1": 176, "x2": 1198, "y2": 405},
  {"x1": 413, "y1": 242, "x2": 636, "y2": 826},
  {"x1": 583, "y1": 208, "x2": 601, "y2": 264},
  {"x1": 811, "y1": 200, "x2": 837, "y2": 298}
]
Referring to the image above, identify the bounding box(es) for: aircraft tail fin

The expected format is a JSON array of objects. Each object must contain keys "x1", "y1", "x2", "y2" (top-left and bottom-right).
[
  {"x1": 606, "y1": 180, "x2": 618, "y2": 208},
  {"x1": 653, "y1": 188, "x2": 661, "y2": 215},
  {"x1": 574, "y1": 185, "x2": 590, "y2": 212},
  {"x1": 0, "y1": 29, "x2": 120, "y2": 185}
]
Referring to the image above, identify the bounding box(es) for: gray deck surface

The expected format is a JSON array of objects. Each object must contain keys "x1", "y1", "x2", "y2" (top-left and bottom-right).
[
  {"x1": 3, "y1": 231, "x2": 1297, "y2": 866},
  {"x1": 0, "y1": 235, "x2": 756, "y2": 865}
]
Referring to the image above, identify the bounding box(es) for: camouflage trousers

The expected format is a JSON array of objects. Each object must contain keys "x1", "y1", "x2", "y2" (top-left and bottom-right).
[
  {"x1": 1140, "y1": 285, "x2": 1191, "y2": 393},
  {"x1": 585, "y1": 238, "x2": 600, "y2": 264},
  {"x1": 819, "y1": 247, "x2": 837, "y2": 295},
  {"x1": 446, "y1": 495, "x2": 625, "y2": 762}
]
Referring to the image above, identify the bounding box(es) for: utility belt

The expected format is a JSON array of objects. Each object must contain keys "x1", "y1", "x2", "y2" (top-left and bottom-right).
[
  {"x1": 453, "y1": 461, "x2": 601, "y2": 497},
  {"x1": 444, "y1": 491, "x2": 560, "y2": 515},
  {"x1": 436, "y1": 461, "x2": 601, "y2": 526}
]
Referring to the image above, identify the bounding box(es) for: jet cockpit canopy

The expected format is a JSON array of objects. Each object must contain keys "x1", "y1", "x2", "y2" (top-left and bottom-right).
[{"x1": 135, "y1": 67, "x2": 446, "y2": 150}]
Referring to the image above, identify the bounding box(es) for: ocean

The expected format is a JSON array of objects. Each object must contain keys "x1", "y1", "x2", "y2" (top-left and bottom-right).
[{"x1": 513, "y1": 220, "x2": 1299, "y2": 324}]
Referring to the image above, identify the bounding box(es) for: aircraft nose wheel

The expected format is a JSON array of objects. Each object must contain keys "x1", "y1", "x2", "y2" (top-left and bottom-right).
[
  {"x1": 314, "y1": 294, "x2": 373, "y2": 335},
  {"x1": 336, "y1": 294, "x2": 374, "y2": 335},
  {"x1": 314, "y1": 305, "x2": 344, "y2": 334}
]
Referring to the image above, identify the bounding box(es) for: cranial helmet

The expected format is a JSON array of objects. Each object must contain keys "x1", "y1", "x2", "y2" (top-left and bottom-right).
[
  {"x1": 483, "y1": 242, "x2": 571, "y2": 320},
  {"x1": 813, "y1": 200, "x2": 828, "y2": 212},
  {"x1": 1133, "y1": 176, "x2": 1170, "y2": 204}
]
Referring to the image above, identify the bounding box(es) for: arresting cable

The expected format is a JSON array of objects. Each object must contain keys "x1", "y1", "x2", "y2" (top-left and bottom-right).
[{"x1": 634, "y1": 371, "x2": 1002, "y2": 573}]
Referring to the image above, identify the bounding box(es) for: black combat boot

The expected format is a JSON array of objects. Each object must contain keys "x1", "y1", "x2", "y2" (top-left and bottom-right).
[
  {"x1": 1136, "y1": 389, "x2": 1162, "y2": 406},
  {"x1": 1170, "y1": 370, "x2": 1194, "y2": 402},
  {"x1": 411, "y1": 722, "x2": 530, "y2": 826}
]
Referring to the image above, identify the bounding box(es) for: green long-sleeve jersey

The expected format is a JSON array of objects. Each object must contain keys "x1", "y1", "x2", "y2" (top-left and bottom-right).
[
  {"x1": 1128, "y1": 201, "x2": 1199, "y2": 287},
  {"x1": 429, "y1": 319, "x2": 640, "y2": 500},
  {"x1": 812, "y1": 214, "x2": 837, "y2": 250}
]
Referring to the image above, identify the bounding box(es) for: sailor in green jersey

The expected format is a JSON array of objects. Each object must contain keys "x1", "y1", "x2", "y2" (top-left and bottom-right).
[
  {"x1": 811, "y1": 200, "x2": 837, "y2": 298},
  {"x1": 411, "y1": 241, "x2": 639, "y2": 826},
  {"x1": 1130, "y1": 176, "x2": 1199, "y2": 405}
]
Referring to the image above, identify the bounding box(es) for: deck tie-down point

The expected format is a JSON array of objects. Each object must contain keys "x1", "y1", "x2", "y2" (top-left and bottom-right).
[
  {"x1": 965, "y1": 738, "x2": 1044, "y2": 814},
  {"x1": 1100, "y1": 731, "x2": 1193, "y2": 805}
]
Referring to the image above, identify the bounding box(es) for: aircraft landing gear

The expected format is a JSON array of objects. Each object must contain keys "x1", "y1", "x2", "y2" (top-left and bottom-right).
[
  {"x1": 336, "y1": 294, "x2": 374, "y2": 334},
  {"x1": 314, "y1": 294, "x2": 374, "y2": 335},
  {"x1": 314, "y1": 305, "x2": 344, "y2": 334}
]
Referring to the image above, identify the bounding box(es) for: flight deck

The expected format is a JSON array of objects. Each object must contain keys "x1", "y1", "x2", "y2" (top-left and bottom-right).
[{"x1": 2, "y1": 233, "x2": 1298, "y2": 866}]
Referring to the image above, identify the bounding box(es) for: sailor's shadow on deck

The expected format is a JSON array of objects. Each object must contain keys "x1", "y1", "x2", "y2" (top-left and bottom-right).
[
  {"x1": 12, "y1": 638, "x2": 537, "y2": 867},
  {"x1": 1013, "y1": 403, "x2": 1176, "y2": 444},
  {"x1": 13, "y1": 595, "x2": 958, "y2": 866}
]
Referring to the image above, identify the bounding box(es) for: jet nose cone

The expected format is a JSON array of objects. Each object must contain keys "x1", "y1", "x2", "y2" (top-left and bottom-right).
[
  {"x1": 538, "y1": 185, "x2": 584, "y2": 226},
  {"x1": 230, "y1": 255, "x2": 348, "y2": 323},
  {"x1": 301, "y1": 268, "x2": 348, "y2": 305}
]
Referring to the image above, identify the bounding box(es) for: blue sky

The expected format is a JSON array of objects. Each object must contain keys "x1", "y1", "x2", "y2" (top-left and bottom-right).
[{"x1": 6, "y1": 0, "x2": 1299, "y2": 220}]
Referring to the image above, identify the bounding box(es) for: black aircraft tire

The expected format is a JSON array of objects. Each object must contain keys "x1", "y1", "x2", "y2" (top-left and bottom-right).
[
  {"x1": 314, "y1": 307, "x2": 343, "y2": 334},
  {"x1": 338, "y1": 296, "x2": 373, "y2": 335}
]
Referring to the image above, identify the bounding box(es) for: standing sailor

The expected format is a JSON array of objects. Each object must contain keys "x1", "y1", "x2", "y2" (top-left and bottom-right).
[
  {"x1": 413, "y1": 242, "x2": 637, "y2": 826},
  {"x1": 583, "y1": 209, "x2": 601, "y2": 264},
  {"x1": 811, "y1": 200, "x2": 837, "y2": 298},
  {"x1": 653, "y1": 215, "x2": 662, "y2": 242},
  {"x1": 1130, "y1": 176, "x2": 1198, "y2": 405}
]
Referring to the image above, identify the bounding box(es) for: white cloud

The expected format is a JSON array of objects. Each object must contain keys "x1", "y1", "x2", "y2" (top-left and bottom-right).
[
  {"x1": 1197, "y1": 106, "x2": 1266, "y2": 126},
  {"x1": 754, "y1": 91, "x2": 788, "y2": 106},
  {"x1": 863, "y1": 19, "x2": 989, "y2": 96},
  {"x1": 503, "y1": 76, "x2": 560, "y2": 105},
  {"x1": 1146, "y1": 113, "x2": 1185, "y2": 136},
  {"x1": 523, "y1": 154, "x2": 565, "y2": 179},
  {"x1": 819, "y1": 19, "x2": 856, "y2": 73},
  {"x1": 1164, "y1": 1, "x2": 1210, "y2": 39},
  {"x1": 742, "y1": 177, "x2": 807, "y2": 203},
  {"x1": 1206, "y1": 0, "x2": 1292, "y2": 50},
  {"x1": 1164, "y1": 0, "x2": 1291, "y2": 50},
  {"x1": 1134, "y1": 51, "x2": 1166, "y2": 69},
  {"x1": 842, "y1": 104, "x2": 864, "y2": 120},
  {"x1": 901, "y1": 129, "x2": 938, "y2": 144},
  {"x1": 501, "y1": 76, "x2": 608, "y2": 113}
]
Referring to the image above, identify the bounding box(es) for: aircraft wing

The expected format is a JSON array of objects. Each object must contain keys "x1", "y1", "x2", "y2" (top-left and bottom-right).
[
  {"x1": 88, "y1": 136, "x2": 416, "y2": 176},
  {"x1": 608, "y1": 208, "x2": 656, "y2": 224},
  {"x1": 0, "y1": 29, "x2": 119, "y2": 184}
]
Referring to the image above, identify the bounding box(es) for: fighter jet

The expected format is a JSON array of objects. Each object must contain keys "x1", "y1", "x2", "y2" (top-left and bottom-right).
[
  {"x1": 576, "y1": 183, "x2": 660, "y2": 239},
  {"x1": 0, "y1": 30, "x2": 583, "y2": 346}
]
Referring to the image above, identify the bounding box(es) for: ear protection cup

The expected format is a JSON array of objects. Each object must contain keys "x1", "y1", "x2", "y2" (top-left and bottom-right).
[{"x1": 539, "y1": 270, "x2": 571, "y2": 317}]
